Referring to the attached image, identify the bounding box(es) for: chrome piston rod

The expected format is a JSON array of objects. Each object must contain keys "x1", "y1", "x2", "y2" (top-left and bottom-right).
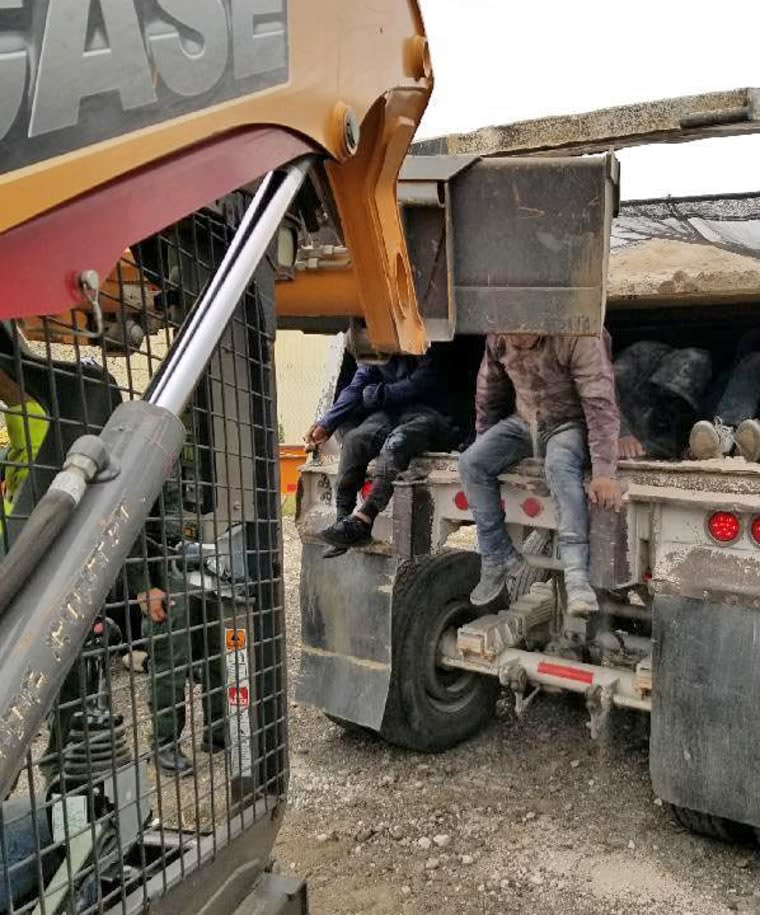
[{"x1": 146, "y1": 156, "x2": 313, "y2": 416}]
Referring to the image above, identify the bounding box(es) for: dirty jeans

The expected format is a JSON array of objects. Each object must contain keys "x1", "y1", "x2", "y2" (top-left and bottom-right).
[
  {"x1": 713, "y1": 351, "x2": 760, "y2": 426},
  {"x1": 143, "y1": 577, "x2": 226, "y2": 750},
  {"x1": 336, "y1": 405, "x2": 452, "y2": 521},
  {"x1": 459, "y1": 415, "x2": 590, "y2": 563}
]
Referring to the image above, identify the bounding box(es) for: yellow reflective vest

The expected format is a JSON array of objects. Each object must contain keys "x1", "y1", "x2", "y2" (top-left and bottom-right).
[{"x1": 1, "y1": 399, "x2": 49, "y2": 518}]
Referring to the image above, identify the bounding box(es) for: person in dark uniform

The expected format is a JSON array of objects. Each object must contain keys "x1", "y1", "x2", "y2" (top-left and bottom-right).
[{"x1": 132, "y1": 475, "x2": 227, "y2": 778}]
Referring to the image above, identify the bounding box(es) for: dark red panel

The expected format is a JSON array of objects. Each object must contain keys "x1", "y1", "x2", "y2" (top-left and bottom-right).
[{"x1": 0, "y1": 128, "x2": 315, "y2": 320}]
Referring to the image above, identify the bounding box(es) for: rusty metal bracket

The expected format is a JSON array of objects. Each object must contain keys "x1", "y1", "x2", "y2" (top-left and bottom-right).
[
  {"x1": 585, "y1": 680, "x2": 618, "y2": 739},
  {"x1": 500, "y1": 661, "x2": 540, "y2": 718},
  {"x1": 326, "y1": 90, "x2": 430, "y2": 354}
]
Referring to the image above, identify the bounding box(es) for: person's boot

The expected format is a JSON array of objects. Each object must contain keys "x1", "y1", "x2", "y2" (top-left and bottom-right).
[
  {"x1": 155, "y1": 744, "x2": 194, "y2": 777},
  {"x1": 470, "y1": 552, "x2": 523, "y2": 607},
  {"x1": 200, "y1": 734, "x2": 227, "y2": 754},
  {"x1": 323, "y1": 545, "x2": 348, "y2": 558},
  {"x1": 320, "y1": 515, "x2": 372, "y2": 549},
  {"x1": 323, "y1": 513, "x2": 351, "y2": 558},
  {"x1": 689, "y1": 418, "x2": 735, "y2": 460},
  {"x1": 735, "y1": 419, "x2": 760, "y2": 463},
  {"x1": 561, "y1": 543, "x2": 599, "y2": 618},
  {"x1": 565, "y1": 574, "x2": 599, "y2": 617}
]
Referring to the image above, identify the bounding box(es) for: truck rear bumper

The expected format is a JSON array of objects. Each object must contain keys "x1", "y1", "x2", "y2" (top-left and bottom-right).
[{"x1": 651, "y1": 593, "x2": 760, "y2": 828}]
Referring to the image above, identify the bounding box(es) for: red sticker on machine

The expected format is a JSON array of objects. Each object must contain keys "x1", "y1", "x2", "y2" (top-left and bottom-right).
[{"x1": 228, "y1": 685, "x2": 250, "y2": 709}]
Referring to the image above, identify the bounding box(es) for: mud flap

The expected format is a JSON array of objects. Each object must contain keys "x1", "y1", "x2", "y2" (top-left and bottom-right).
[
  {"x1": 296, "y1": 542, "x2": 398, "y2": 730},
  {"x1": 651, "y1": 594, "x2": 760, "y2": 827}
]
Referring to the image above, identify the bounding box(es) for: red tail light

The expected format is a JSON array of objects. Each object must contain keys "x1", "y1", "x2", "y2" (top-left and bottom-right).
[
  {"x1": 707, "y1": 511, "x2": 741, "y2": 544},
  {"x1": 360, "y1": 481, "x2": 373, "y2": 501},
  {"x1": 751, "y1": 517, "x2": 760, "y2": 546},
  {"x1": 454, "y1": 491, "x2": 469, "y2": 511}
]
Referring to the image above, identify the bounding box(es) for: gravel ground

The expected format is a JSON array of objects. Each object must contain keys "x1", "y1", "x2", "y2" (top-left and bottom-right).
[{"x1": 275, "y1": 520, "x2": 760, "y2": 915}]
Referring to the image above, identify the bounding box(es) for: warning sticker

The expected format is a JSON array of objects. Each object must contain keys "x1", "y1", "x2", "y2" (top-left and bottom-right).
[
  {"x1": 225, "y1": 628, "x2": 247, "y2": 651},
  {"x1": 228, "y1": 685, "x2": 250, "y2": 709},
  {"x1": 225, "y1": 647, "x2": 249, "y2": 682}
]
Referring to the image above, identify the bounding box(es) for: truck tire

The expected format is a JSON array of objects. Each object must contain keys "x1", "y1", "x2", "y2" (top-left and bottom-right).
[
  {"x1": 380, "y1": 551, "x2": 499, "y2": 753},
  {"x1": 510, "y1": 528, "x2": 552, "y2": 601},
  {"x1": 670, "y1": 804, "x2": 754, "y2": 843}
]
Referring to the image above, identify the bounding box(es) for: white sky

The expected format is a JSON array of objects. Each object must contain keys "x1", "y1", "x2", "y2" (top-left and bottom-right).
[{"x1": 416, "y1": 0, "x2": 760, "y2": 200}]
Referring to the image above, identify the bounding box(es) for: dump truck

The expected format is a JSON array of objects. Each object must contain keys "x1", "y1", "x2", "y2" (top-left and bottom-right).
[
  {"x1": 0, "y1": 2, "x2": 436, "y2": 913},
  {"x1": 294, "y1": 89, "x2": 760, "y2": 844}
]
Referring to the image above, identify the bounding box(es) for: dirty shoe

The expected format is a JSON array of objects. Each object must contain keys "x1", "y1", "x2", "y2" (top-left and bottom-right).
[
  {"x1": 321, "y1": 515, "x2": 372, "y2": 548},
  {"x1": 735, "y1": 419, "x2": 760, "y2": 463},
  {"x1": 689, "y1": 418, "x2": 735, "y2": 460},
  {"x1": 470, "y1": 553, "x2": 523, "y2": 607},
  {"x1": 565, "y1": 574, "x2": 599, "y2": 618}
]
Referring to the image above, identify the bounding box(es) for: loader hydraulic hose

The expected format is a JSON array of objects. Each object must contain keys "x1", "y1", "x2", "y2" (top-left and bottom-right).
[
  {"x1": 0, "y1": 157, "x2": 313, "y2": 799},
  {"x1": 0, "y1": 435, "x2": 110, "y2": 618},
  {"x1": 0, "y1": 490, "x2": 75, "y2": 616}
]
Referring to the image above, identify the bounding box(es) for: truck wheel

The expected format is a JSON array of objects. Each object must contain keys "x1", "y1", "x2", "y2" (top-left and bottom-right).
[
  {"x1": 380, "y1": 551, "x2": 499, "y2": 753},
  {"x1": 510, "y1": 528, "x2": 552, "y2": 601},
  {"x1": 670, "y1": 804, "x2": 754, "y2": 843}
]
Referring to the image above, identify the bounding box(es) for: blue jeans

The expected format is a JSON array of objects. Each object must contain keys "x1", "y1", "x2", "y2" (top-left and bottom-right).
[{"x1": 459, "y1": 415, "x2": 590, "y2": 563}]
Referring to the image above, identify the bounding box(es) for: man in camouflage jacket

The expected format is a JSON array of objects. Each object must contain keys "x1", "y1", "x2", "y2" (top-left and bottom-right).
[{"x1": 460, "y1": 332, "x2": 623, "y2": 616}]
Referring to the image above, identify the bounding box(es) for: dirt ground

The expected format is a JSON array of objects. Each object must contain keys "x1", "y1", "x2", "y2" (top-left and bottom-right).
[{"x1": 275, "y1": 520, "x2": 760, "y2": 915}]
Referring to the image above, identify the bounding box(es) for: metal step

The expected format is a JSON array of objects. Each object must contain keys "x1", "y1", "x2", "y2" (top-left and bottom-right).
[{"x1": 458, "y1": 582, "x2": 555, "y2": 660}]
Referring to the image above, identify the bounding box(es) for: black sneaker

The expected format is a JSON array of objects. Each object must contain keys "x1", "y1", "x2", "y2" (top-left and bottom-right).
[
  {"x1": 320, "y1": 516, "x2": 372, "y2": 549},
  {"x1": 155, "y1": 745, "x2": 194, "y2": 777},
  {"x1": 323, "y1": 545, "x2": 348, "y2": 559}
]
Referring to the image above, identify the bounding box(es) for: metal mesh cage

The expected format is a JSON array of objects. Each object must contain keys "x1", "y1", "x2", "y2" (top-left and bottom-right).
[{"x1": 0, "y1": 201, "x2": 286, "y2": 914}]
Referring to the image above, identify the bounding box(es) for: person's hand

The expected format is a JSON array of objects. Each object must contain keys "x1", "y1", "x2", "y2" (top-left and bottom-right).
[
  {"x1": 588, "y1": 477, "x2": 623, "y2": 512},
  {"x1": 618, "y1": 435, "x2": 646, "y2": 459},
  {"x1": 304, "y1": 423, "x2": 330, "y2": 452},
  {"x1": 362, "y1": 383, "x2": 385, "y2": 410},
  {"x1": 137, "y1": 588, "x2": 173, "y2": 624}
]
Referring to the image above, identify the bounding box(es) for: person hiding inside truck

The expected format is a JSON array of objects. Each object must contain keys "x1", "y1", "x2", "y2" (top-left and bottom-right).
[
  {"x1": 460, "y1": 333, "x2": 622, "y2": 617},
  {"x1": 304, "y1": 350, "x2": 455, "y2": 552},
  {"x1": 689, "y1": 329, "x2": 760, "y2": 462},
  {"x1": 615, "y1": 341, "x2": 713, "y2": 461}
]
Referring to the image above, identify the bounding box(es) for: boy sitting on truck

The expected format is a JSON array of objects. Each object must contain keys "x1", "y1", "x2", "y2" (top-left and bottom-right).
[
  {"x1": 305, "y1": 351, "x2": 454, "y2": 549},
  {"x1": 460, "y1": 333, "x2": 622, "y2": 616}
]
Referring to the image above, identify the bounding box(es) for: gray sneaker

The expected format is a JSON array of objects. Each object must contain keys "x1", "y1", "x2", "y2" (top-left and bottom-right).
[
  {"x1": 689, "y1": 418, "x2": 735, "y2": 460},
  {"x1": 735, "y1": 419, "x2": 760, "y2": 463},
  {"x1": 470, "y1": 553, "x2": 523, "y2": 607},
  {"x1": 565, "y1": 575, "x2": 599, "y2": 618}
]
